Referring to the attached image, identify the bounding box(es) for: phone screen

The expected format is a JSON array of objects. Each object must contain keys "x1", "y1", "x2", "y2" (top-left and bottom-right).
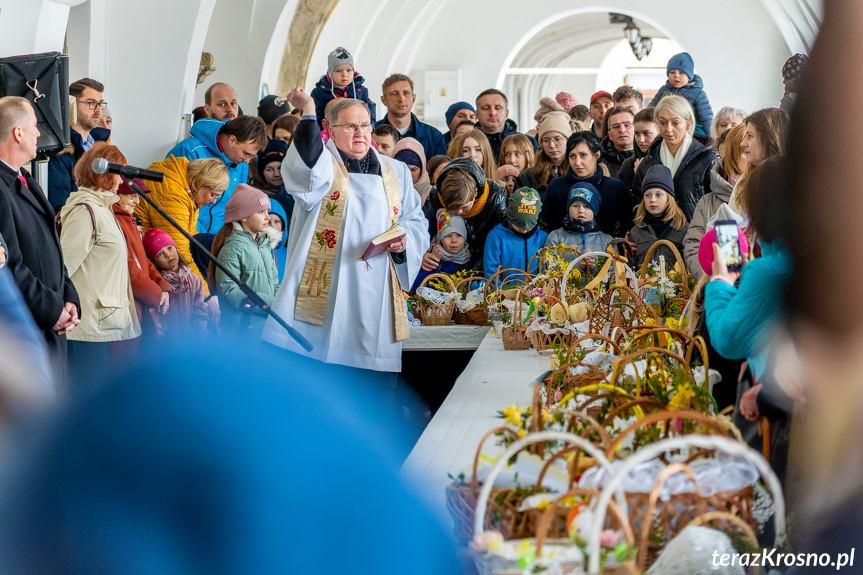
[{"x1": 715, "y1": 221, "x2": 742, "y2": 271}]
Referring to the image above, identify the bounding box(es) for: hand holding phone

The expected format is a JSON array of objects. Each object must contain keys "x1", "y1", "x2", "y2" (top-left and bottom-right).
[{"x1": 713, "y1": 219, "x2": 743, "y2": 271}]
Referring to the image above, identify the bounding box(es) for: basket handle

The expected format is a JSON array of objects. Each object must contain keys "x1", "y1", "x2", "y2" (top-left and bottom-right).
[
  {"x1": 604, "y1": 408, "x2": 741, "y2": 460},
  {"x1": 604, "y1": 398, "x2": 669, "y2": 423},
  {"x1": 533, "y1": 410, "x2": 613, "y2": 487},
  {"x1": 532, "y1": 366, "x2": 608, "y2": 433},
  {"x1": 609, "y1": 346, "x2": 695, "y2": 396},
  {"x1": 455, "y1": 274, "x2": 486, "y2": 294},
  {"x1": 472, "y1": 431, "x2": 625, "y2": 539},
  {"x1": 469, "y1": 425, "x2": 518, "y2": 489},
  {"x1": 685, "y1": 334, "x2": 710, "y2": 376},
  {"x1": 637, "y1": 462, "x2": 706, "y2": 572},
  {"x1": 485, "y1": 266, "x2": 532, "y2": 293},
  {"x1": 418, "y1": 272, "x2": 456, "y2": 292},
  {"x1": 587, "y1": 434, "x2": 786, "y2": 575},
  {"x1": 637, "y1": 239, "x2": 687, "y2": 281},
  {"x1": 568, "y1": 333, "x2": 621, "y2": 357},
  {"x1": 684, "y1": 511, "x2": 759, "y2": 549}
]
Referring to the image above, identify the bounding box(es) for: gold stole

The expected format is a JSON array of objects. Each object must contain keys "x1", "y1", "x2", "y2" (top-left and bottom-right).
[{"x1": 295, "y1": 152, "x2": 410, "y2": 342}]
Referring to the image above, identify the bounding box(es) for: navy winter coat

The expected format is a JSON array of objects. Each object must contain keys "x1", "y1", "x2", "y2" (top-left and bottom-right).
[
  {"x1": 540, "y1": 169, "x2": 635, "y2": 237},
  {"x1": 310, "y1": 73, "x2": 376, "y2": 129},
  {"x1": 653, "y1": 74, "x2": 714, "y2": 136},
  {"x1": 47, "y1": 127, "x2": 111, "y2": 212},
  {"x1": 375, "y1": 113, "x2": 447, "y2": 160}
]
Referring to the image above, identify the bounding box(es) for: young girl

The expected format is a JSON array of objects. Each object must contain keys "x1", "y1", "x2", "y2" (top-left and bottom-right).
[
  {"x1": 267, "y1": 201, "x2": 289, "y2": 283},
  {"x1": 310, "y1": 47, "x2": 376, "y2": 128},
  {"x1": 411, "y1": 210, "x2": 471, "y2": 291},
  {"x1": 208, "y1": 184, "x2": 280, "y2": 333},
  {"x1": 629, "y1": 164, "x2": 689, "y2": 269},
  {"x1": 499, "y1": 133, "x2": 535, "y2": 176},
  {"x1": 447, "y1": 130, "x2": 498, "y2": 184},
  {"x1": 143, "y1": 229, "x2": 208, "y2": 333},
  {"x1": 544, "y1": 183, "x2": 612, "y2": 269},
  {"x1": 253, "y1": 138, "x2": 295, "y2": 227}
]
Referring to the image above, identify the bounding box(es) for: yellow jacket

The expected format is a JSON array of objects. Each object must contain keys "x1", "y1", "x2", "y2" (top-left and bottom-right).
[
  {"x1": 59, "y1": 187, "x2": 141, "y2": 342},
  {"x1": 136, "y1": 156, "x2": 210, "y2": 296}
]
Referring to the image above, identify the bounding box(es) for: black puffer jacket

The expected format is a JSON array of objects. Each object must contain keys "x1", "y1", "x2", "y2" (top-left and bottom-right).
[
  {"x1": 618, "y1": 144, "x2": 648, "y2": 202},
  {"x1": 422, "y1": 157, "x2": 507, "y2": 271},
  {"x1": 600, "y1": 136, "x2": 634, "y2": 180},
  {"x1": 632, "y1": 137, "x2": 715, "y2": 221}
]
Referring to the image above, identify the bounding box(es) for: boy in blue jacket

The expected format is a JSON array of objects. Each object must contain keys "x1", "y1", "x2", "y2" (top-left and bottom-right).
[
  {"x1": 411, "y1": 210, "x2": 471, "y2": 291},
  {"x1": 653, "y1": 52, "x2": 714, "y2": 137},
  {"x1": 483, "y1": 187, "x2": 548, "y2": 281},
  {"x1": 310, "y1": 47, "x2": 376, "y2": 129}
]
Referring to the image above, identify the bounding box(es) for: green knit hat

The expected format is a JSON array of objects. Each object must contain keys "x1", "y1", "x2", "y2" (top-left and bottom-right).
[{"x1": 507, "y1": 187, "x2": 542, "y2": 230}]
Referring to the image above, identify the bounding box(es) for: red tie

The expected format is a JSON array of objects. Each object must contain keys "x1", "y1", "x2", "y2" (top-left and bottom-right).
[{"x1": 17, "y1": 173, "x2": 27, "y2": 189}]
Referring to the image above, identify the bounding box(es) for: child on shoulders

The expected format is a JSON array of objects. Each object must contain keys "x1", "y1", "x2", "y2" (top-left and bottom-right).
[
  {"x1": 653, "y1": 52, "x2": 713, "y2": 137},
  {"x1": 629, "y1": 165, "x2": 689, "y2": 270},
  {"x1": 310, "y1": 47, "x2": 376, "y2": 128},
  {"x1": 544, "y1": 183, "x2": 613, "y2": 269}
]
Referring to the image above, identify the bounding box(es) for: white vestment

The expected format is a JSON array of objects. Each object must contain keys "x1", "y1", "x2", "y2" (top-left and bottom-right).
[{"x1": 261, "y1": 140, "x2": 428, "y2": 371}]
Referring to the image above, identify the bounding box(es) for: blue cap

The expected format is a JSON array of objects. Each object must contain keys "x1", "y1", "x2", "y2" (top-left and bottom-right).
[
  {"x1": 667, "y1": 52, "x2": 695, "y2": 81},
  {"x1": 568, "y1": 183, "x2": 601, "y2": 215},
  {"x1": 445, "y1": 102, "x2": 475, "y2": 128}
]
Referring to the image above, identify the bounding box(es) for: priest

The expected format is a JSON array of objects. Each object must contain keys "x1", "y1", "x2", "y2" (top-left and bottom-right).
[{"x1": 261, "y1": 89, "x2": 428, "y2": 371}]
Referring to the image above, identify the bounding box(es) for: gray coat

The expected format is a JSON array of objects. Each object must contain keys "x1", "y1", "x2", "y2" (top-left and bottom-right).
[
  {"x1": 544, "y1": 227, "x2": 613, "y2": 261},
  {"x1": 683, "y1": 160, "x2": 734, "y2": 281},
  {"x1": 630, "y1": 221, "x2": 689, "y2": 271}
]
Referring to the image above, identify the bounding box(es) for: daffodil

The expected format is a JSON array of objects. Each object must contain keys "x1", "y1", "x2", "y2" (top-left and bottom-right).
[
  {"x1": 668, "y1": 383, "x2": 695, "y2": 410},
  {"x1": 503, "y1": 405, "x2": 524, "y2": 427}
]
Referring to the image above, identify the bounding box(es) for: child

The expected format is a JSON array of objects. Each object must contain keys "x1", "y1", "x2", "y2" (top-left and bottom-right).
[
  {"x1": 393, "y1": 137, "x2": 432, "y2": 204},
  {"x1": 483, "y1": 187, "x2": 548, "y2": 281},
  {"x1": 653, "y1": 52, "x2": 713, "y2": 137},
  {"x1": 780, "y1": 53, "x2": 808, "y2": 114},
  {"x1": 544, "y1": 183, "x2": 612, "y2": 269},
  {"x1": 498, "y1": 165, "x2": 519, "y2": 197},
  {"x1": 142, "y1": 229, "x2": 208, "y2": 333},
  {"x1": 208, "y1": 184, "x2": 280, "y2": 333},
  {"x1": 310, "y1": 47, "x2": 376, "y2": 128},
  {"x1": 372, "y1": 124, "x2": 400, "y2": 157},
  {"x1": 629, "y1": 165, "x2": 689, "y2": 269},
  {"x1": 254, "y1": 138, "x2": 295, "y2": 227},
  {"x1": 411, "y1": 210, "x2": 471, "y2": 291},
  {"x1": 267, "y1": 201, "x2": 289, "y2": 283}
]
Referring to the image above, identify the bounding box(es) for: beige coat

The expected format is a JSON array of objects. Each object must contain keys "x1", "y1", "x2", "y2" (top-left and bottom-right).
[{"x1": 59, "y1": 186, "x2": 141, "y2": 342}]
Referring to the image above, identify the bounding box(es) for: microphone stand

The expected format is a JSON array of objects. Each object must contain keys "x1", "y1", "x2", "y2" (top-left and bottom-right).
[{"x1": 127, "y1": 179, "x2": 313, "y2": 352}]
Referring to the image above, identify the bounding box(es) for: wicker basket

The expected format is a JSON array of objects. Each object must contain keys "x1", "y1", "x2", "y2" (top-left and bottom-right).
[
  {"x1": 452, "y1": 275, "x2": 490, "y2": 325},
  {"x1": 589, "y1": 285, "x2": 656, "y2": 340},
  {"x1": 609, "y1": 346, "x2": 696, "y2": 398},
  {"x1": 527, "y1": 295, "x2": 574, "y2": 352},
  {"x1": 637, "y1": 239, "x2": 691, "y2": 299},
  {"x1": 415, "y1": 273, "x2": 456, "y2": 326},
  {"x1": 495, "y1": 285, "x2": 531, "y2": 351}
]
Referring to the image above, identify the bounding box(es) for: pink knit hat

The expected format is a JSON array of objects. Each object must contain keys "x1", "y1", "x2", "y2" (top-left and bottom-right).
[
  {"x1": 698, "y1": 226, "x2": 749, "y2": 275},
  {"x1": 555, "y1": 92, "x2": 578, "y2": 112},
  {"x1": 142, "y1": 229, "x2": 177, "y2": 261},
  {"x1": 224, "y1": 184, "x2": 271, "y2": 223}
]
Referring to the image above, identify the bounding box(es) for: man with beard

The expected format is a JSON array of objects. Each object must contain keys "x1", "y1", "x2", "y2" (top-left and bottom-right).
[
  {"x1": 47, "y1": 78, "x2": 110, "y2": 212},
  {"x1": 204, "y1": 82, "x2": 239, "y2": 122},
  {"x1": 600, "y1": 107, "x2": 635, "y2": 179}
]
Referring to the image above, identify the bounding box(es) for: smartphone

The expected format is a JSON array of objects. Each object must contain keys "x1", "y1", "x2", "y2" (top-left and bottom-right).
[{"x1": 714, "y1": 219, "x2": 743, "y2": 271}]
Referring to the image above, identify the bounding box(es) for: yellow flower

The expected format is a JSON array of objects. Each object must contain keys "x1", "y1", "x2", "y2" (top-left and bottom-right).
[
  {"x1": 665, "y1": 317, "x2": 681, "y2": 331},
  {"x1": 503, "y1": 405, "x2": 523, "y2": 427},
  {"x1": 517, "y1": 429, "x2": 526, "y2": 438},
  {"x1": 645, "y1": 317, "x2": 657, "y2": 328},
  {"x1": 537, "y1": 499, "x2": 550, "y2": 510},
  {"x1": 668, "y1": 384, "x2": 695, "y2": 410}
]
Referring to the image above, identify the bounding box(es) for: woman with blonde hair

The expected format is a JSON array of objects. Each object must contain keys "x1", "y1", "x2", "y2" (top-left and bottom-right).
[
  {"x1": 632, "y1": 95, "x2": 715, "y2": 221},
  {"x1": 683, "y1": 123, "x2": 748, "y2": 281},
  {"x1": 447, "y1": 129, "x2": 498, "y2": 183},
  {"x1": 59, "y1": 143, "x2": 141, "y2": 392},
  {"x1": 137, "y1": 156, "x2": 230, "y2": 296}
]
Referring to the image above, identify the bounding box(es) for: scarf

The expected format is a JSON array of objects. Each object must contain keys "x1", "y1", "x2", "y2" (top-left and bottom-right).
[
  {"x1": 438, "y1": 180, "x2": 489, "y2": 219},
  {"x1": 511, "y1": 225, "x2": 538, "y2": 240},
  {"x1": 439, "y1": 244, "x2": 471, "y2": 265},
  {"x1": 414, "y1": 172, "x2": 432, "y2": 205},
  {"x1": 562, "y1": 215, "x2": 598, "y2": 234},
  {"x1": 659, "y1": 133, "x2": 693, "y2": 177},
  {"x1": 644, "y1": 213, "x2": 671, "y2": 237},
  {"x1": 161, "y1": 266, "x2": 192, "y2": 296}
]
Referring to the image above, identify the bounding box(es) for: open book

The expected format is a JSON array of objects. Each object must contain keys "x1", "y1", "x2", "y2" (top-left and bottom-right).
[{"x1": 358, "y1": 225, "x2": 405, "y2": 262}]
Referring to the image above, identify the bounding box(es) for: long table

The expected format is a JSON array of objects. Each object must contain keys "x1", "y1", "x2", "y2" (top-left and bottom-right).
[
  {"x1": 401, "y1": 331, "x2": 549, "y2": 519},
  {"x1": 403, "y1": 324, "x2": 490, "y2": 351}
]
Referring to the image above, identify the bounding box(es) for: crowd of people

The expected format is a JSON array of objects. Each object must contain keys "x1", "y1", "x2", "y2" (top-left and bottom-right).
[{"x1": 0, "y1": 45, "x2": 809, "y2": 475}]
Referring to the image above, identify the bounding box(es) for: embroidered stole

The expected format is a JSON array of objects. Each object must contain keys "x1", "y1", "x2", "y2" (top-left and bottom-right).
[{"x1": 295, "y1": 150, "x2": 409, "y2": 342}]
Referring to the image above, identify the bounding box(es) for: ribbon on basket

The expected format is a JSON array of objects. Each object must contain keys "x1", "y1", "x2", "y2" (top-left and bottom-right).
[{"x1": 584, "y1": 245, "x2": 631, "y2": 291}]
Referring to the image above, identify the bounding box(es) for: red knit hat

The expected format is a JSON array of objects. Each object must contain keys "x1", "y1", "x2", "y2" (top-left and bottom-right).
[
  {"x1": 224, "y1": 184, "x2": 271, "y2": 223},
  {"x1": 142, "y1": 229, "x2": 177, "y2": 261}
]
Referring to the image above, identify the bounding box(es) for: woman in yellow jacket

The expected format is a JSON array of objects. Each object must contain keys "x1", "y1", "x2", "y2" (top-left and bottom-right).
[
  {"x1": 59, "y1": 143, "x2": 140, "y2": 392},
  {"x1": 136, "y1": 156, "x2": 229, "y2": 302}
]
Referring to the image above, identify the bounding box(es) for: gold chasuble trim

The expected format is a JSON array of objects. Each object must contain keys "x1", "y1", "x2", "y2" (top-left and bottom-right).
[{"x1": 295, "y1": 153, "x2": 409, "y2": 343}]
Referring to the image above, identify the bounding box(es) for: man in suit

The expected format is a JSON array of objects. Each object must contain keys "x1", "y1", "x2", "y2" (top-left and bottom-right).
[{"x1": 0, "y1": 96, "x2": 80, "y2": 382}]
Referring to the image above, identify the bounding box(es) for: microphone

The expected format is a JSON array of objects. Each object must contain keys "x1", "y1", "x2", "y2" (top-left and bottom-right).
[{"x1": 92, "y1": 158, "x2": 166, "y2": 182}]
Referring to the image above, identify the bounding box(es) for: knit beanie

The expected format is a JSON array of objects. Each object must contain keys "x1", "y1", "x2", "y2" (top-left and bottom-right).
[
  {"x1": 257, "y1": 138, "x2": 288, "y2": 179},
  {"x1": 257, "y1": 95, "x2": 291, "y2": 125},
  {"x1": 327, "y1": 47, "x2": 354, "y2": 78},
  {"x1": 534, "y1": 97, "x2": 565, "y2": 123},
  {"x1": 568, "y1": 183, "x2": 601, "y2": 215},
  {"x1": 667, "y1": 52, "x2": 695, "y2": 81},
  {"x1": 698, "y1": 225, "x2": 750, "y2": 275},
  {"x1": 782, "y1": 53, "x2": 809, "y2": 82},
  {"x1": 435, "y1": 209, "x2": 467, "y2": 243},
  {"x1": 224, "y1": 184, "x2": 271, "y2": 223},
  {"x1": 498, "y1": 165, "x2": 519, "y2": 178},
  {"x1": 642, "y1": 164, "x2": 675, "y2": 198},
  {"x1": 555, "y1": 92, "x2": 578, "y2": 113},
  {"x1": 393, "y1": 149, "x2": 422, "y2": 170},
  {"x1": 506, "y1": 187, "x2": 542, "y2": 230},
  {"x1": 142, "y1": 229, "x2": 177, "y2": 261},
  {"x1": 445, "y1": 102, "x2": 475, "y2": 128},
  {"x1": 537, "y1": 111, "x2": 573, "y2": 141}
]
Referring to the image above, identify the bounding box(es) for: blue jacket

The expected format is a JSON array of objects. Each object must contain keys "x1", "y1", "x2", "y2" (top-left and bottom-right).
[
  {"x1": 375, "y1": 113, "x2": 447, "y2": 160},
  {"x1": 47, "y1": 127, "x2": 111, "y2": 212},
  {"x1": 267, "y1": 200, "x2": 289, "y2": 283},
  {"x1": 483, "y1": 222, "x2": 547, "y2": 281},
  {"x1": 704, "y1": 241, "x2": 791, "y2": 379},
  {"x1": 540, "y1": 169, "x2": 634, "y2": 237},
  {"x1": 653, "y1": 75, "x2": 714, "y2": 136},
  {"x1": 166, "y1": 119, "x2": 249, "y2": 234},
  {"x1": 410, "y1": 259, "x2": 471, "y2": 293},
  {"x1": 310, "y1": 73, "x2": 376, "y2": 129}
]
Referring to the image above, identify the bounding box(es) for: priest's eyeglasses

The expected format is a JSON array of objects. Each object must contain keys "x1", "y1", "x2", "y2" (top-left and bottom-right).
[
  {"x1": 330, "y1": 123, "x2": 374, "y2": 133},
  {"x1": 77, "y1": 99, "x2": 108, "y2": 110}
]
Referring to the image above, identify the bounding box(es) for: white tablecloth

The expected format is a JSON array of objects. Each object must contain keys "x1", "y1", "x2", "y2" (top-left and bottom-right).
[
  {"x1": 403, "y1": 325, "x2": 491, "y2": 351},
  {"x1": 401, "y1": 331, "x2": 549, "y2": 518}
]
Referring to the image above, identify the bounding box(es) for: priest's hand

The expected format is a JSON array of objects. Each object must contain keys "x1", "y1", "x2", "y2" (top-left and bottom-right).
[
  {"x1": 421, "y1": 246, "x2": 441, "y2": 271},
  {"x1": 287, "y1": 88, "x2": 315, "y2": 117},
  {"x1": 386, "y1": 236, "x2": 407, "y2": 254}
]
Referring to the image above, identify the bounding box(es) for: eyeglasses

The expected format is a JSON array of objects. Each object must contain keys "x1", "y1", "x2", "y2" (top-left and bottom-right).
[
  {"x1": 77, "y1": 99, "x2": 108, "y2": 111},
  {"x1": 239, "y1": 148, "x2": 258, "y2": 160},
  {"x1": 330, "y1": 123, "x2": 374, "y2": 133},
  {"x1": 610, "y1": 121, "x2": 634, "y2": 130},
  {"x1": 541, "y1": 136, "x2": 566, "y2": 147}
]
